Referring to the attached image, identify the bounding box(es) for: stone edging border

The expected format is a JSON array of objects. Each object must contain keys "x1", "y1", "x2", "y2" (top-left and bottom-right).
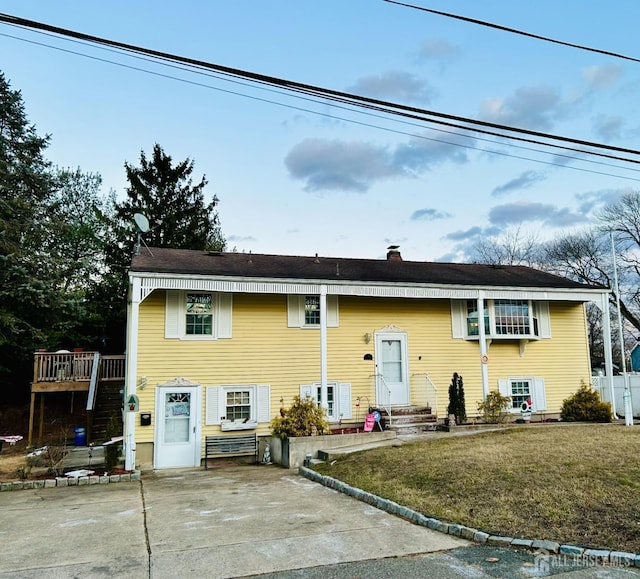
[
  {"x1": 299, "y1": 466, "x2": 640, "y2": 568},
  {"x1": 0, "y1": 471, "x2": 141, "y2": 491}
]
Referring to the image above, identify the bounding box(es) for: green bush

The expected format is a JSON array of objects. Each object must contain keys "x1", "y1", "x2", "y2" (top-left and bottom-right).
[
  {"x1": 271, "y1": 395, "x2": 331, "y2": 438},
  {"x1": 477, "y1": 390, "x2": 511, "y2": 424},
  {"x1": 561, "y1": 381, "x2": 612, "y2": 423}
]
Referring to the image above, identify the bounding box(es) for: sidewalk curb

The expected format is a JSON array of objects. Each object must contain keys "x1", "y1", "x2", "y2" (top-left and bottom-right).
[{"x1": 298, "y1": 466, "x2": 640, "y2": 568}]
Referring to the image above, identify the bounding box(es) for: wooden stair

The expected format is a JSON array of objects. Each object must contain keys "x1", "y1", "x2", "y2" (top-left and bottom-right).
[
  {"x1": 89, "y1": 381, "x2": 124, "y2": 442},
  {"x1": 382, "y1": 406, "x2": 438, "y2": 434}
]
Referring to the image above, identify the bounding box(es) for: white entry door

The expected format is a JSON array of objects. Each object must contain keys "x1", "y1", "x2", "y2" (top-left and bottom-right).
[
  {"x1": 154, "y1": 383, "x2": 201, "y2": 469},
  {"x1": 375, "y1": 332, "x2": 409, "y2": 405}
]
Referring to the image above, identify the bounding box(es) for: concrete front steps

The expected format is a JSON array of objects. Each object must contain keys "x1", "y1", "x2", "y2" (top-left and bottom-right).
[
  {"x1": 384, "y1": 406, "x2": 438, "y2": 435},
  {"x1": 316, "y1": 431, "x2": 398, "y2": 462}
]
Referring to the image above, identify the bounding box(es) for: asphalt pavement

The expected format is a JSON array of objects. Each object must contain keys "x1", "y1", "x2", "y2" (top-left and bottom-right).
[{"x1": 0, "y1": 465, "x2": 638, "y2": 578}]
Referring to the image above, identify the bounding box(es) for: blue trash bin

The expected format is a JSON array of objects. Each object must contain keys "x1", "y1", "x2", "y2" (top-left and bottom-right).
[{"x1": 74, "y1": 426, "x2": 86, "y2": 446}]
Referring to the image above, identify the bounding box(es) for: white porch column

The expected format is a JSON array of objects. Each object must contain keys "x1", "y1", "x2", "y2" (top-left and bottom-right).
[
  {"x1": 124, "y1": 276, "x2": 141, "y2": 471},
  {"x1": 478, "y1": 292, "x2": 490, "y2": 399},
  {"x1": 319, "y1": 285, "x2": 328, "y2": 411},
  {"x1": 600, "y1": 292, "x2": 616, "y2": 416}
]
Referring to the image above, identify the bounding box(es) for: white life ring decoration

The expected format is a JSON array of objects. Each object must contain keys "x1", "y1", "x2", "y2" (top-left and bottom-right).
[{"x1": 481, "y1": 354, "x2": 489, "y2": 364}]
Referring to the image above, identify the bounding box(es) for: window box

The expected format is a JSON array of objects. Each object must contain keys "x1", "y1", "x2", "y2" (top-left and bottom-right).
[{"x1": 220, "y1": 420, "x2": 258, "y2": 432}]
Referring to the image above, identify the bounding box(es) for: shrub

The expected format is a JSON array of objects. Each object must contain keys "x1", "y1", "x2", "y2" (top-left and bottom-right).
[
  {"x1": 104, "y1": 412, "x2": 122, "y2": 472},
  {"x1": 477, "y1": 390, "x2": 511, "y2": 424},
  {"x1": 271, "y1": 395, "x2": 331, "y2": 438},
  {"x1": 561, "y1": 381, "x2": 612, "y2": 423},
  {"x1": 447, "y1": 372, "x2": 467, "y2": 425}
]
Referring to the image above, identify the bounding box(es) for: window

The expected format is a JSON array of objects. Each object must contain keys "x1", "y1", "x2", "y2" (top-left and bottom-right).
[
  {"x1": 300, "y1": 382, "x2": 352, "y2": 422},
  {"x1": 498, "y1": 377, "x2": 547, "y2": 413},
  {"x1": 225, "y1": 389, "x2": 252, "y2": 421},
  {"x1": 455, "y1": 299, "x2": 549, "y2": 340},
  {"x1": 304, "y1": 296, "x2": 321, "y2": 326},
  {"x1": 205, "y1": 384, "x2": 271, "y2": 429},
  {"x1": 186, "y1": 293, "x2": 213, "y2": 335},
  {"x1": 287, "y1": 295, "x2": 339, "y2": 328},
  {"x1": 165, "y1": 290, "x2": 233, "y2": 340}
]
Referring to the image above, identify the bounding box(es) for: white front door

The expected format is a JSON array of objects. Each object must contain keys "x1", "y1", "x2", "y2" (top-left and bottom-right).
[
  {"x1": 154, "y1": 383, "x2": 201, "y2": 468},
  {"x1": 375, "y1": 332, "x2": 409, "y2": 405}
]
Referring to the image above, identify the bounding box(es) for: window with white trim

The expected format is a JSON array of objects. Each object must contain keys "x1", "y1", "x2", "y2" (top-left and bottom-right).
[
  {"x1": 453, "y1": 299, "x2": 550, "y2": 340},
  {"x1": 205, "y1": 384, "x2": 271, "y2": 430},
  {"x1": 186, "y1": 293, "x2": 213, "y2": 335},
  {"x1": 304, "y1": 296, "x2": 321, "y2": 326},
  {"x1": 287, "y1": 295, "x2": 339, "y2": 328},
  {"x1": 165, "y1": 290, "x2": 232, "y2": 340},
  {"x1": 300, "y1": 382, "x2": 352, "y2": 422},
  {"x1": 498, "y1": 377, "x2": 547, "y2": 413}
]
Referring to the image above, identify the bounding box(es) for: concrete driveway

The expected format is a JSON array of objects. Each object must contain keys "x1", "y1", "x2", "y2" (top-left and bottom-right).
[
  {"x1": 2, "y1": 465, "x2": 639, "y2": 578},
  {"x1": 0, "y1": 465, "x2": 466, "y2": 578}
]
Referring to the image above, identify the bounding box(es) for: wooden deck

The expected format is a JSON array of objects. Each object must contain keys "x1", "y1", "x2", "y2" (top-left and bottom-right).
[{"x1": 29, "y1": 351, "x2": 125, "y2": 445}]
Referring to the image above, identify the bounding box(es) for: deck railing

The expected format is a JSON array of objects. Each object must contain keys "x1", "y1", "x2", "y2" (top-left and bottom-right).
[{"x1": 33, "y1": 352, "x2": 125, "y2": 383}]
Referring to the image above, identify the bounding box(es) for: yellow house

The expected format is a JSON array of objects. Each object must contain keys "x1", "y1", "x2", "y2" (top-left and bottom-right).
[{"x1": 124, "y1": 246, "x2": 612, "y2": 470}]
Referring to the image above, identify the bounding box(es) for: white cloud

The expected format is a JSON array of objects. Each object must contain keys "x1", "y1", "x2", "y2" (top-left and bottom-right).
[{"x1": 348, "y1": 70, "x2": 435, "y2": 104}]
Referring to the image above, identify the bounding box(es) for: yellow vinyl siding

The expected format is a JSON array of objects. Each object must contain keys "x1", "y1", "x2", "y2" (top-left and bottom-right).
[{"x1": 134, "y1": 291, "x2": 592, "y2": 444}]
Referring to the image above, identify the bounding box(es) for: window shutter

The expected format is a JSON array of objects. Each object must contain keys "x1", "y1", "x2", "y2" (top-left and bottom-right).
[
  {"x1": 532, "y1": 378, "x2": 547, "y2": 411},
  {"x1": 327, "y1": 296, "x2": 339, "y2": 327},
  {"x1": 165, "y1": 290, "x2": 180, "y2": 339},
  {"x1": 257, "y1": 384, "x2": 271, "y2": 423},
  {"x1": 498, "y1": 379, "x2": 510, "y2": 398},
  {"x1": 217, "y1": 293, "x2": 233, "y2": 338},
  {"x1": 299, "y1": 384, "x2": 314, "y2": 400},
  {"x1": 450, "y1": 300, "x2": 466, "y2": 339},
  {"x1": 287, "y1": 295, "x2": 302, "y2": 327},
  {"x1": 537, "y1": 301, "x2": 551, "y2": 338},
  {"x1": 205, "y1": 386, "x2": 223, "y2": 425},
  {"x1": 338, "y1": 383, "x2": 352, "y2": 419}
]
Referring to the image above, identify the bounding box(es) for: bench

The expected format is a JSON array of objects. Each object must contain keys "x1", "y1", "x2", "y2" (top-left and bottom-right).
[{"x1": 204, "y1": 433, "x2": 259, "y2": 469}]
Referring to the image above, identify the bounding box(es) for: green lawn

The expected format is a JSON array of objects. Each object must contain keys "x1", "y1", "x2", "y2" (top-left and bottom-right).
[{"x1": 314, "y1": 424, "x2": 640, "y2": 553}]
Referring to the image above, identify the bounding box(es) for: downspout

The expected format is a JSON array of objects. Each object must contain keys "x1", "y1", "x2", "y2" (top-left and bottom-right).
[
  {"x1": 124, "y1": 275, "x2": 141, "y2": 471},
  {"x1": 478, "y1": 291, "x2": 490, "y2": 399},
  {"x1": 600, "y1": 292, "x2": 616, "y2": 417},
  {"x1": 319, "y1": 285, "x2": 328, "y2": 412}
]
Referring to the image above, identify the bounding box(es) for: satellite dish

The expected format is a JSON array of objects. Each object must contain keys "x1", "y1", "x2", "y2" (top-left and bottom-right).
[{"x1": 133, "y1": 213, "x2": 150, "y2": 233}]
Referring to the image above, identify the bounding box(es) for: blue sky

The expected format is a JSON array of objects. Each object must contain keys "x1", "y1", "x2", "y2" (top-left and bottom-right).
[{"x1": 2, "y1": 1, "x2": 639, "y2": 261}]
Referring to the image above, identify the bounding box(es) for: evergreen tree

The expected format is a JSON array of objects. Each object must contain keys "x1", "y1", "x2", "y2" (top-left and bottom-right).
[
  {"x1": 100, "y1": 143, "x2": 226, "y2": 351},
  {"x1": 0, "y1": 71, "x2": 60, "y2": 392},
  {"x1": 447, "y1": 372, "x2": 466, "y2": 425}
]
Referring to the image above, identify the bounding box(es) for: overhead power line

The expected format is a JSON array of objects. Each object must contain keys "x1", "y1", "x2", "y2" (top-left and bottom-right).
[
  {"x1": 1, "y1": 11, "x2": 639, "y2": 164},
  {"x1": 4, "y1": 30, "x2": 639, "y2": 183},
  {"x1": 383, "y1": 0, "x2": 640, "y2": 63}
]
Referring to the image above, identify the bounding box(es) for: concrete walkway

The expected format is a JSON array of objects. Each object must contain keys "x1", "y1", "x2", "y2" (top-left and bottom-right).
[{"x1": 0, "y1": 465, "x2": 638, "y2": 578}]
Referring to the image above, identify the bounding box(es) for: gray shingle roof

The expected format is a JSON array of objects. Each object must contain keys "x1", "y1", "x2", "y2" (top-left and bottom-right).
[{"x1": 130, "y1": 248, "x2": 603, "y2": 291}]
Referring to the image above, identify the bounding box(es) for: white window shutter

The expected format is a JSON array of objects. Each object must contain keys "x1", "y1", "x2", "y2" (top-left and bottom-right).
[
  {"x1": 532, "y1": 378, "x2": 547, "y2": 411},
  {"x1": 498, "y1": 379, "x2": 510, "y2": 398},
  {"x1": 338, "y1": 383, "x2": 352, "y2": 419},
  {"x1": 327, "y1": 296, "x2": 339, "y2": 327},
  {"x1": 287, "y1": 295, "x2": 302, "y2": 327},
  {"x1": 299, "y1": 384, "x2": 314, "y2": 400},
  {"x1": 257, "y1": 384, "x2": 271, "y2": 423},
  {"x1": 450, "y1": 300, "x2": 466, "y2": 339},
  {"x1": 217, "y1": 293, "x2": 233, "y2": 338},
  {"x1": 537, "y1": 301, "x2": 551, "y2": 338},
  {"x1": 206, "y1": 386, "x2": 223, "y2": 425},
  {"x1": 165, "y1": 290, "x2": 180, "y2": 339}
]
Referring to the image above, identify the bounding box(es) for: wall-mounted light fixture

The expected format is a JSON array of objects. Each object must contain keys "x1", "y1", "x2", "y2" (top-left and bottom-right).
[
  {"x1": 364, "y1": 332, "x2": 372, "y2": 344},
  {"x1": 139, "y1": 376, "x2": 148, "y2": 390}
]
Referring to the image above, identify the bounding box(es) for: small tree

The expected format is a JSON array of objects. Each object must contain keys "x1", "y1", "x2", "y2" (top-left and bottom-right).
[
  {"x1": 561, "y1": 381, "x2": 612, "y2": 423},
  {"x1": 477, "y1": 390, "x2": 511, "y2": 424},
  {"x1": 271, "y1": 395, "x2": 331, "y2": 438},
  {"x1": 447, "y1": 372, "x2": 467, "y2": 425}
]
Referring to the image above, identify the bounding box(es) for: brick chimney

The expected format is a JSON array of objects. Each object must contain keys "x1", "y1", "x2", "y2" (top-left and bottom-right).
[{"x1": 386, "y1": 245, "x2": 402, "y2": 261}]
